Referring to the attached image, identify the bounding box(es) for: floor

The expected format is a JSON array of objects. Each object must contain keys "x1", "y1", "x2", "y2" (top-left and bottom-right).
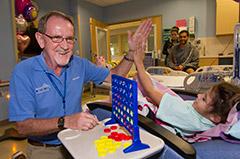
[{"x1": 0, "y1": 91, "x2": 109, "y2": 159}]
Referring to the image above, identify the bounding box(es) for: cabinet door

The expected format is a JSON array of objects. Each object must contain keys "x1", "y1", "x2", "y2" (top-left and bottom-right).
[{"x1": 216, "y1": 0, "x2": 239, "y2": 35}]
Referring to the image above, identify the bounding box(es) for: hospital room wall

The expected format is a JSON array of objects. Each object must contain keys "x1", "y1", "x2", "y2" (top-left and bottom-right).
[
  {"x1": 104, "y1": 0, "x2": 212, "y2": 37},
  {"x1": 75, "y1": 0, "x2": 104, "y2": 59},
  {"x1": 0, "y1": 1, "x2": 16, "y2": 121},
  {"x1": 103, "y1": 0, "x2": 233, "y2": 57},
  {"x1": 0, "y1": 1, "x2": 16, "y2": 80}
]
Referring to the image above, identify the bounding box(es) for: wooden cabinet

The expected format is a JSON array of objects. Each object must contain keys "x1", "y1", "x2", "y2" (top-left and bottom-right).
[
  {"x1": 199, "y1": 56, "x2": 218, "y2": 66},
  {"x1": 199, "y1": 56, "x2": 233, "y2": 66},
  {"x1": 216, "y1": 0, "x2": 239, "y2": 35}
]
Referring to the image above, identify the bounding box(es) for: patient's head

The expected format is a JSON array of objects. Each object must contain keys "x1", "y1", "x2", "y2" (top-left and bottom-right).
[{"x1": 193, "y1": 82, "x2": 240, "y2": 124}]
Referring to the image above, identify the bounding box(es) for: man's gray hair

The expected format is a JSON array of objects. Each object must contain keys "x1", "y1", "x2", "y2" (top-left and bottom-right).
[{"x1": 38, "y1": 11, "x2": 74, "y2": 33}]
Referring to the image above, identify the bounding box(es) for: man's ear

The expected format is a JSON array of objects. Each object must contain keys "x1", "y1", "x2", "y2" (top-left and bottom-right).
[
  {"x1": 35, "y1": 32, "x2": 45, "y2": 49},
  {"x1": 210, "y1": 114, "x2": 221, "y2": 124}
]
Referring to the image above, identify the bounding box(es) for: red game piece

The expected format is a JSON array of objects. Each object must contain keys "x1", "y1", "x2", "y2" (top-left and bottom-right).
[
  {"x1": 104, "y1": 128, "x2": 111, "y2": 133},
  {"x1": 108, "y1": 135, "x2": 114, "y2": 139},
  {"x1": 118, "y1": 133, "x2": 126, "y2": 140},
  {"x1": 126, "y1": 136, "x2": 132, "y2": 140},
  {"x1": 111, "y1": 132, "x2": 118, "y2": 136},
  {"x1": 110, "y1": 125, "x2": 118, "y2": 130},
  {"x1": 114, "y1": 136, "x2": 122, "y2": 142}
]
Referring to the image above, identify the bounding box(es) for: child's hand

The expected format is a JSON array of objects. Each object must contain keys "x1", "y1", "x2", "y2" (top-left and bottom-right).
[
  {"x1": 128, "y1": 19, "x2": 152, "y2": 59},
  {"x1": 133, "y1": 40, "x2": 146, "y2": 66}
]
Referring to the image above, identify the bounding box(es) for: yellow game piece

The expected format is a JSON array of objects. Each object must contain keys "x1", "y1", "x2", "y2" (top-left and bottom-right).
[
  {"x1": 96, "y1": 146, "x2": 106, "y2": 152},
  {"x1": 95, "y1": 135, "x2": 124, "y2": 157},
  {"x1": 94, "y1": 139, "x2": 102, "y2": 145},
  {"x1": 96, "y1": 140, "x2": 105, "y2": 146},
  {"x1": 123, "y1": 142, "x2": 132, "y2": 148},
  {"x1": 105, "y1": 138, "x2": 112, "y2": 142},
  {"x1": 112, "y1": 141, "x2": 121, "y2": 148},
  {"x1": 105, "y1": 141, "x2": 113, "y2": 147},
  {"x1": 100, "y1": 136, "x2": 108, "y2": 140},
  {"x1": 108, "y1": 147, "x2": 117, "y2": 153},
  {"x1": 98, "y1": 151, "x2": 107, "y2": 157}
]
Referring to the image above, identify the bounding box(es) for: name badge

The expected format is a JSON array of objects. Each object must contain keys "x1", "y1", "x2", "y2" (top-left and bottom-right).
[{"x1": 35, "y1": 83, "x2": 50, "y2": 94}]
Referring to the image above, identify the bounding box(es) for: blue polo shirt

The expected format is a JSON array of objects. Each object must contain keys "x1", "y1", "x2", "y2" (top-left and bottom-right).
[{"x1": 9, "y1": 54, "x2": 109, "y2": 144}]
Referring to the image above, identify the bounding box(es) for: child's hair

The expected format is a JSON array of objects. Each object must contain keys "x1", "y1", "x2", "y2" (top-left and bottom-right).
[{"x1": 210, "y1": 82, "x2": 240, "y2": 123}]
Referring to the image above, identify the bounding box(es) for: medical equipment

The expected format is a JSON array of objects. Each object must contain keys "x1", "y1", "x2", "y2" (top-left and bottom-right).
[
  {"x1": 184, "y1": 71, "x2": 232, "y2": 93},
  {"x1": 146, "y1": 66, "x2": 232, "y2": 93},
  {"x1": 146, "y1": 66, "x2": 188, "y2": 76}
]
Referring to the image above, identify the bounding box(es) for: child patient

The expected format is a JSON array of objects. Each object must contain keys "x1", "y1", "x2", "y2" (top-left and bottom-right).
[{"x1": 133, "y1": 42, "x2": 240, "y2": 137}]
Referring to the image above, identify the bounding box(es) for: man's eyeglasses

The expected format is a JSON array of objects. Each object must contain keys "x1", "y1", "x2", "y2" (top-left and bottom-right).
[{"x1": 41, "y1": 32, "x2": 76, "y2": 44}]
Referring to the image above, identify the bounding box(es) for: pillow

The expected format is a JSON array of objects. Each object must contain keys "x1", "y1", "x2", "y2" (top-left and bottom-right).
[{"x1": 226, "y1": 119, "x2": 240, "y2": 140}]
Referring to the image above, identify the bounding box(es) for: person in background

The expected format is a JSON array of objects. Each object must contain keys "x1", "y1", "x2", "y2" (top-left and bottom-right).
[
  {"x1": 8, "y1": 10, "x2": 152, "y2": 159},
  {"x1": 162, "y1": 26, "x2": 179, "y2": 65},
  {"x1": 133, "y1": 39, "x2": 240, "y2": 137},
  {"x1": 166, "y1": 30, "x2": 199, "y2": 74}
]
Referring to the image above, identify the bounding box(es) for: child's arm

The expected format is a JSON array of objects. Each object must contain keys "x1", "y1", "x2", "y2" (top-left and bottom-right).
[{"x1": 133, "y1": 42, "x2": 164, "y2": 105}]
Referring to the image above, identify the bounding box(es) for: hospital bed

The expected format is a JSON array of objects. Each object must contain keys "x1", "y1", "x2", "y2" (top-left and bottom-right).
[
  {"x1": 195, "y1": 65, "x2": 233, "y2": 72},
  {"x1": 87, "y1": 92, "x2": 240, "y2": 159},
  {"x1": 146, "y1": 66, "x2": 188, "y2": 89},
  {"x1": 146, "y1": 66, "x2": 188, "y2": 76},
  {"x1": 146, "y1": 66, "x2": 233, "y2": 93}
]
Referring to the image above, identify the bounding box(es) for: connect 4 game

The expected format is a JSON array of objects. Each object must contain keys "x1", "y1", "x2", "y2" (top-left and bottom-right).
[
  {"x1": 58, "y1": 74, "x2": 164, "y2": 159},
  {"x1": 105, "y1": 74, "x2": 150, "y2": 153}
]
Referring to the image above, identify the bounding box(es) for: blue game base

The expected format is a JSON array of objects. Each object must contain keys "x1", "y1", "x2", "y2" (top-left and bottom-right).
[
  {"x1": 104, "y1": 117, "x2": 117, "y2": 126},
  {"x1": 108, "y1": 75, "x2": 150, "y2": 154},
  {"x1": 124, "y1": 140, "x2": 150, "y2": 153}
]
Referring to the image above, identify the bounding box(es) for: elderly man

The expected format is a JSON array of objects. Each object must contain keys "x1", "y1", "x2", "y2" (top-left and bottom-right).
[{"x1": 9, "y1": 11, "x2": 152, "y2": 159}]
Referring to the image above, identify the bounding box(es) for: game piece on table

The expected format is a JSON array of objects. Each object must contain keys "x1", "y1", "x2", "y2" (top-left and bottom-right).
[
  {"x1": 95, "y1": 134, "x2": 131, "y2": 157},
  {"x1": 104, "y1": 128, "x2": 111, "y2": 133},
  {"x1": 110, "y1": 125, "x2": 118, "y2": 130}
]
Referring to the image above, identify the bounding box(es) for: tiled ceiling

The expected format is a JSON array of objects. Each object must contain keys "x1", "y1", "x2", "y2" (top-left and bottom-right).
[{"x1": 85, "y1": 0, "x2": 131, "y2": 7}]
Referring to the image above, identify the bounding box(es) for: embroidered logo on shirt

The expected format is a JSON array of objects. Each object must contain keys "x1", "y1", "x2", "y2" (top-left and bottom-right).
[
  {"x1": 72, "y1": 76, "x2": 80, "y2": 80},
  {"x1": 35, "y1": 83, "x2": 50, "y2": 94}
]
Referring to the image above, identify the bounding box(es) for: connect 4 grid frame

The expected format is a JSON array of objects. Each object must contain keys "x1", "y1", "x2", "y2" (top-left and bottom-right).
[
  {"x1": 105, "y1": 75, "x2": 149, "y2": 153},
  {"x1": 234, "y1": 23, "x2": 240, "y2": 85}
]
